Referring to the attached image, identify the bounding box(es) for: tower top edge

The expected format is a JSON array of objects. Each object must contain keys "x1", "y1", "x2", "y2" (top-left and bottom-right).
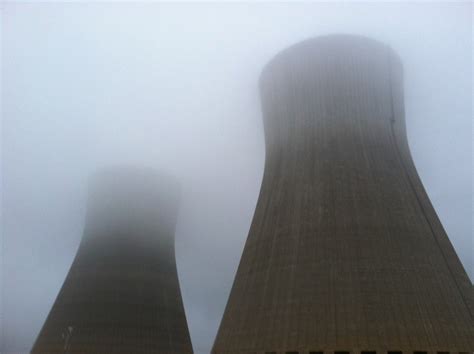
[
  {"x1": 86, "y1": 165, "x2": 181, "y2": 216},
  {"x1": 259, "y1": 33, "x2": 403, "y2": 84},
  {"x1": 88, "y1": 165, "x2": 180, "y2": 193}
]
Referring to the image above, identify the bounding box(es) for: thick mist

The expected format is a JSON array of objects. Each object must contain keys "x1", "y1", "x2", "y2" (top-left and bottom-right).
[{"x1": 1, "y1": 2, "x2": 472, "y2": 354}]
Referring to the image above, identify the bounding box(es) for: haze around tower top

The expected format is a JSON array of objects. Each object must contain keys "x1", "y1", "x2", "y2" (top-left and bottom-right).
[{"x1": 1, "y1": 2, "x2": 472, "y2": 354}]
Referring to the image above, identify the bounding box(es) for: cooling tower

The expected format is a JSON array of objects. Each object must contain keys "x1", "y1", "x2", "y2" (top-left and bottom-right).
[
  {"x1": 31, "y1": 168, "x2": 193, "y2": 353},
  {"x1": 212, "y1": 35, "x2": 474, "y2": 353}
]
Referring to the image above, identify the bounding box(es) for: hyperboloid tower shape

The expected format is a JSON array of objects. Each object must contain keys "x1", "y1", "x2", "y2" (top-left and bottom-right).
[
  {"x1": 32, "y1": 168, "x2": 193, "y2": 353},
  {"x1": 212, "y1": 35, "x2": 474, "y2": 353}
]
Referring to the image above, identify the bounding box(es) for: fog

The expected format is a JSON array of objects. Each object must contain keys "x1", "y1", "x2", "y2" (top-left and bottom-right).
[{"x1": 1, "y1": 2, "x2": 472, "y2": 353}]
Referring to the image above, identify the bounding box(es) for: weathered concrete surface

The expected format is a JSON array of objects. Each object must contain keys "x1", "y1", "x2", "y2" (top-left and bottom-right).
[
  {"x1": 31, "y1": 167, "x2": 193, "y2": 354},
  {"x1": 212, "y1": 35, "x2": 474, "y2": 353}
]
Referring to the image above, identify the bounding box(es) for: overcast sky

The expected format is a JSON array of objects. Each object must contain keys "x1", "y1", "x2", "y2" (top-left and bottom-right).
[{"x1": 1, "y1": 2, "x2": 472, "y2": 354}]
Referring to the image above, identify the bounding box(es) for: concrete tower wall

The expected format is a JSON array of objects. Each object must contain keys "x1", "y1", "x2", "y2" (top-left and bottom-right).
[
  {"x1": 31, "y1": 168, "x2": 193, "y2": 354},
  {"x1": 212, "y1": 35, "x2": 474, "y2": 353}
]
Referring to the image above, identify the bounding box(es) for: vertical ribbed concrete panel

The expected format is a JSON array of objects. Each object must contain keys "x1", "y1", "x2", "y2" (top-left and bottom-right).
[
  {"x1": 31, "y1": 168, "x2": 193, "y2": 354},
  {"x1": 212, "y1": 35, "x2": 474, "y2": 353}
]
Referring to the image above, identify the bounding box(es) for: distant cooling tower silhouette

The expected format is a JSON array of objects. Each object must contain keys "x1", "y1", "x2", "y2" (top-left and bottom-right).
[
  {"x1": 31, "y1": 168, "x2": 193, "y2": 353},
  {"x1": 212, "y1": 35, "x2": 474, "y2": 352}
]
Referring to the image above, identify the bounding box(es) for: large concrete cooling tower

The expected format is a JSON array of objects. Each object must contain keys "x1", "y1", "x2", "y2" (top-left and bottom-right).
[
  {"x1": 212, "y1": 35, "x2": 474, "y2": 353},
  {"x1": 31, "y1": 168, "x2": 193, "y2": 353}
]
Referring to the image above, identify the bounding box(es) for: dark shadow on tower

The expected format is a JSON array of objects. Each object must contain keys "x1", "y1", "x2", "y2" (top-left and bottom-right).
[
  {"x1": 31, "y1": 167, "x2": 193, "y2": 354},
  {"x1": 212, "y1": 35, "x2": 474, "y2": 353}
]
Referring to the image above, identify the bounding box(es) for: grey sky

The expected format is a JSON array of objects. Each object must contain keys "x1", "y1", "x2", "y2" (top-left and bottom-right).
[{"x1": 1, "y1": 2, "x2": 472, "y2": 354}]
